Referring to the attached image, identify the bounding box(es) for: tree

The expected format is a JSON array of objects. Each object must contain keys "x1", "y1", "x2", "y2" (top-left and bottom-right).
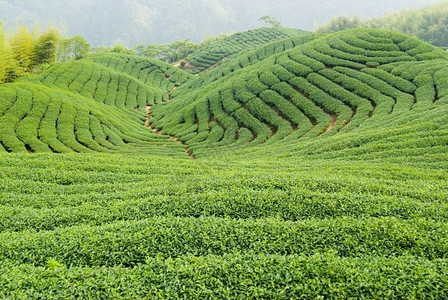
[
  {"x1": 317, "y1": 16, "x2": 362, "y2": 33},
  {"x1": 168, "y1": 40, "x2": 198, "y2": 63},
  {"x1": 0, "y1": 22, "x2": 15, "y2": 83},
  {"x1": 9, "y1": 25, "x2": 36, "y2": 73},
  {"x1": 93, "y1": 43, "x2": 134, "y2": 55},
  {"x1": 259, "y1": 15, "x2": 282, "y2": 28},
  {"x1": 35, "y1": 28, "x2": 60, "y2": 65},
  {"x1": 135, "y1": 43, "x2": 170, "y2": 59},
  {"x1": 134, "y1": 39, "x2": 198, "y2": 63},
  {"x1": 199, "y1": 33, "x2": 230, "y2": 47},
  {"x1": 59, "y1": 35, "x2": 90, "y2": 62}
]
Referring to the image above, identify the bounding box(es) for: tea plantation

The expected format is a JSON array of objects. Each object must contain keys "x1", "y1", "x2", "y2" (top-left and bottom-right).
[
  {"x1": 0, "y1": 28, "x2": 447, "y2": 298},
  {"x1": 185, "y1": 27, "x2": 308, "y2": 73}
]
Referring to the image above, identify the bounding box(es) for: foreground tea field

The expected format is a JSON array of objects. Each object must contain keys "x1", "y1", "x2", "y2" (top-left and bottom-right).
[
  {"x1": 0, "y1": 154, "x2": 447, "y2": 298},
  {"x1": 0, "y1": 27, "x2": 447, "y2": 298}
]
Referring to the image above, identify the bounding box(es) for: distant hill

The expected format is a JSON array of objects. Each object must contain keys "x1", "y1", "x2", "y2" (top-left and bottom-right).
[
  {"x1": 184, "y1": 27, "x2": 308, "y2": 74},
  {"x1": 0, "y1": 0, "x2": 440, "y2": 46},
  {"x1": 318, "y1": 1, "x2": 448, "y2": 47}
]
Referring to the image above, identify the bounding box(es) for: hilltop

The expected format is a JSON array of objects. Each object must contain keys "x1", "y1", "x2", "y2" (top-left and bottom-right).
[
  {"x1": 183, "y1": 27, "x2": 308, "y2": 73},
  {"x1": 0, "y1": 27, "x2": 447, "y2": 298}
]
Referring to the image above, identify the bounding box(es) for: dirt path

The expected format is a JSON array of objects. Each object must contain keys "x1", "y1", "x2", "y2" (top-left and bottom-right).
[
  {"x1": 324, "y1": 114, "x2": 338, "y2": 133},
  {"x1": 145, "y1": 105, "x2": 152, "y2": 127},
  {"x1": 145, "y1": 105, "x2": 195, "y2": 159}
]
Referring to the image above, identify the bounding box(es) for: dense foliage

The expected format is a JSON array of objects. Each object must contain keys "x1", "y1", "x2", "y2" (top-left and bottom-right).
[
  {"x1": 0, "y1": 154, "x2": 447, "y2": 298},
  {"x1": 0, "y1": 23, "x2": 90, "y2": 83},
  {"x1": 318, "y1": 1, "x2": 448, "y2": 47},
  {"x1": 0, "y1": 27, "x2": 447, "y2": 298}
]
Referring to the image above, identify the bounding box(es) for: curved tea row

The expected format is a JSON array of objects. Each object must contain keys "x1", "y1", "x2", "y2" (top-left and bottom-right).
[
  {"x1": 186, "y1": 27, "x2": 308, "y2": 73},
  {"x1": 0, "y1": 55, "x2": 194, "y2": 155},
  {"x1": 151, "y1": 29, "x2": 448, "y2": 157}
]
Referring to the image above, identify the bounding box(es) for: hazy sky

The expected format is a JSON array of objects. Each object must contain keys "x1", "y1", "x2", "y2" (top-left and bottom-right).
[{"x1": 0, "y1": 0, "x2": 443, "y2": 45}]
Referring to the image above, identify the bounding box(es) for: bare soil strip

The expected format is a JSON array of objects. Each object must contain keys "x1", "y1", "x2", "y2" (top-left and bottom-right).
[
  {"x1": 324, "y1": 114, "x2": 338, "y2": 133},
  {"x1": 145, "y1": 105, "x2": 195, "y2": 159}
]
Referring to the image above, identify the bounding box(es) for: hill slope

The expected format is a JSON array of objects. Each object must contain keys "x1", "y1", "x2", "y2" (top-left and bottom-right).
[
  {"x1": 0, "y1": 54, "x2": 194, "y2": 155},
  {"x1": 151, "y1": 28, "x2": 448, "y2": 157},
  {"x1": 2, "y1": 28, "x2": 448, "y2": 159},
  {"x1": 184, "y1": 27, "x2": 308, "y2": 73}
]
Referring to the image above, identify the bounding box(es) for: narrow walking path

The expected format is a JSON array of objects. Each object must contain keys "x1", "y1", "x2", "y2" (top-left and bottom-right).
[
  {"x1": 145, "y1": 105, "x2": 195, "y2": 159},
  {"x1": 324, "y1": 114, "x2": 338, "y2": 133}
]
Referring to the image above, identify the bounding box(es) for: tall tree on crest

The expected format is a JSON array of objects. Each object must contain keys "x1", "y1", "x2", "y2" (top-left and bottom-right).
[
  {"x1": 0, "y1": 22, "x2": 15, "y2": 83},
  {"x1": 9, "y1": 25, "x2": 36, "y2": 73},
  {"x1": 35, "y1": 28, "x2": 60, "y2": 65}
]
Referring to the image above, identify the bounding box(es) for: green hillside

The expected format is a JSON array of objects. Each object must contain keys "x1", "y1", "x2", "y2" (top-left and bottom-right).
[
  {"x1": 180, "y1": 33, "x2": 322, "y2": 90},
  {"x1": 184, "y1": 27, "x2": 309, "y2": 73},
  {"x1": 0, "y1": 28, "x2": 447, "y2": 298},
  {"x1": 0, "y1": 54, "x2": 194, "y2": 155},
  {"x1": 0, "y1": 82, "x2": 180, "y2": 154},
  {"x1": 151, "y1": 28, "x2": 448, "y2": 157}
]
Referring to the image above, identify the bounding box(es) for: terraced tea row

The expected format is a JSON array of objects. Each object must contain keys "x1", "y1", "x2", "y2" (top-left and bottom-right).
[
  {"x1": 178, "y1": 34, "x2": 322, "y2": 91},
  {"x1": 0, "y1": 82, "x2": 185, "y2": 154},
  {"x1": 185, "y1": 27, "x2": 308, "y2": 73},
  {"x1": 2, "y1": 216, "x2": 447, "y2": 267},
  {"x1": 2, "y1": 254, "x2": 446, "y2": 299},
  {"x1": 0, "y1": 154, "x2": 447, "y2": 298},
  {"x1": 85, "y1": 54, "x2": 194, "y2": 92},
  {"x1": 151, "y1": 29, "x2": 448, "y2": 157},
  {"x1": 31, "y1": 60, "x2": 167, "y2": 115}
]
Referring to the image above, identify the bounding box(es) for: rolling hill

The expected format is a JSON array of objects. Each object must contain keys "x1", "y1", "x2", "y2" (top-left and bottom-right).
[
  {"x1": 0, "y1": 53, "x2": 194, "y2": 155},
  {"x1": 152, "y1": 28, "x2": 448, "y2": 158},
  {"x1": 0, "y1": 27, "x2": 447, "y2": 298},
  {"x1": 183, "y1": 27, "x2": 309, "y2": 73}
]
